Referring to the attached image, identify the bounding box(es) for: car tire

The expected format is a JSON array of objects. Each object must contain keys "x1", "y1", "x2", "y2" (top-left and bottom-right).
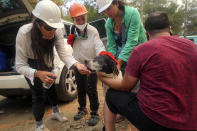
[{"x1": 56, "y1": 65, "x2": 78, "y2": 101}]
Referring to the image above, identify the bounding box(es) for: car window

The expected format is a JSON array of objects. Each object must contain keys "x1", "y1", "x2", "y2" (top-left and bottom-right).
[
  {"x1": 187, "y1": 36, "x2": 197, "y2": 45},
  {"x1": 0, "y1": 0, "x2": 27, "y2": 19},
  {"x1": 62, "y1": 20, "x2": 73, "y2": 38},
  {"x1": 179, "y1": 36, "x2": 197, "y2": 45},
  {"x1": 188, "y1": 39, "x2": 194, "y2": 42},
  {"x1": 64, "y1": 24, "x2": 71, "y2": 37},
  {"x1": 89, "y1": 18, "x2": 106, "y2": 39}
]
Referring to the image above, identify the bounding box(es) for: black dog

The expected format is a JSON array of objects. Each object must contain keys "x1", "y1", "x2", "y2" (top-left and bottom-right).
[
  {"x1": 85, "y1": 55, "x2": 119, "y2": 76},
  {"x1": 85, "y1": 55, "x2": 122, "y2": 97}
]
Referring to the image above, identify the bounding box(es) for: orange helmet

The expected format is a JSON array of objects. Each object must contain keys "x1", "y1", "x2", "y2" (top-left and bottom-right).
[{"x1": 69, "y1": 3, "x2": 88, "y2": 18}]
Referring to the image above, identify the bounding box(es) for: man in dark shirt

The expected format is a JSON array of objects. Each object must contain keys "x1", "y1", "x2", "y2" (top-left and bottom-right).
[{"x1": 98, "y1": 12, "x2": 197, "y2": 131}]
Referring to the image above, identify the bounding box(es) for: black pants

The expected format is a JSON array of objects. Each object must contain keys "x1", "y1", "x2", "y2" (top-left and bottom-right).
[
  {"x1": 26, "y1": 59, "x2": 58, "y2": 121},
  {"x1": 74, "y1": 68, "x2": 99, "y2": 115},
  {"x1": 106, "y1": 88, "x2": 193, "y2": 131}
]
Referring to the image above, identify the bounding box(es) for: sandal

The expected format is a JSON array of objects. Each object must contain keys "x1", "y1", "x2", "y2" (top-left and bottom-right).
[{"x1": 87, "y1": 114, "x2": 99, "y2": 126}]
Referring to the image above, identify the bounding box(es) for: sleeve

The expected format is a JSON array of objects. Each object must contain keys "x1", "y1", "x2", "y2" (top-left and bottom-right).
[
  {"x1": 93, "y1": 28, "x2": 106, "y2": 56},
  {"x1": 105, "y1": 21, "x2": 117, "y2": 56},
  {"x1": 15, "y1": 28, "x2": 36, "y2": 85},
  {"x1": 119, "y1": 8, "x2": 142, "y2": 62},
  {"x1": 54, "y1": 29, "x2": 78, "y2": 68},
  {"x1": 125, "y1": 48, "x2": 142, "y2": 78}
]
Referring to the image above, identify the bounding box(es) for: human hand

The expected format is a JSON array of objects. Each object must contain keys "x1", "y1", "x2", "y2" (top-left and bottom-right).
[
  {"x1": 117, "y1": 59, "x2": 123, "y2": 70},
  {"x1": 117, "y1": 63, "x2": 121, "y2": 70},
  {"x1": 35, "y1": 70, "x2": 56, "y2": 85},
  {"x1": 74, "y1": 62, "x2": 91, "y2": 75}
]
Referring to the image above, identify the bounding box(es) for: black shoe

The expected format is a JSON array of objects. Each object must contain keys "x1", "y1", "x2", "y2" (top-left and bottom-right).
[
  {"x1": 74, "y1": 109, "x2": 88, "y2": 121},
  {"x1": 87, "y1": 114, "x2": 99, "y2": 126}
]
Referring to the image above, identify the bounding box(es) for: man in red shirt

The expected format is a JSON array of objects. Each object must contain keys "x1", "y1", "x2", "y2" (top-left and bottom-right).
[{"x1": 98, "y1": 12, "x2": 197, "y2": 131}]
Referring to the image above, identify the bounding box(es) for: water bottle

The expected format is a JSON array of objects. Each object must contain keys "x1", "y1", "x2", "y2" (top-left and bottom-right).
[{"x1": 42, "y1": 68, "x2": 58, "y2": 89}]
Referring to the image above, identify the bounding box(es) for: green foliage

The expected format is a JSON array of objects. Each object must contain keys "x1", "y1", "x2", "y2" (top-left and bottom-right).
[
  {"x1": 28, "y1": 0, "x2": 37, "y2": 8},
  {"x1": 84, "y1": 1, "x2": 105, "y2": 22},
  {"x1": 63, "y1": 0, "x2": 105, "y2": 22},
  {"x1": 186, "y1": 0, "x2": 197, "y2": 35},
  {"x1": 62, "y1": 15, "x2": 72, "y2": 22},
  {"x1": 28, "y1": 0, "x2": 63, "y2": 8},
  {"x1": 28, "y1": 0, "x2": 197, "y2": 35},
  {"x1": 129, "y1": 0, "x2": 184, "y2": 35}
]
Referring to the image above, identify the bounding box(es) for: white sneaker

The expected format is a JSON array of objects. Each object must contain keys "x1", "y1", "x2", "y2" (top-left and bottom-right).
[
  {"x1": 52, "y1": 112, "x2": 68, "y2": 122},
  {"x1": 35, "y1": 124, "x2": 50, "y2": 131}
]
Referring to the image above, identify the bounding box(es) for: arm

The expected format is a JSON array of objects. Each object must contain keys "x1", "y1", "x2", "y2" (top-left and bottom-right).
[
  {"x1": 55, "y1": 29, "x2": 90, "y2": 75},
  {"x1": 54, "y1": 29, "x2": 77, "y2": 68},
  {"x1": 15, "y1": 27, "x2": 60, "y2": 85},
  {"x1": 98, "y1": 72, "x2": 138, "y2": 91},
  {"x1": 119, "y1": 8, "x2": 143, "y2": 62},
  {"x1": 117, "y1": 59, "x2": 124, "y2": 70},
  {"x1": 15, "y1": 27, "x2": 36, "y2": 84}
]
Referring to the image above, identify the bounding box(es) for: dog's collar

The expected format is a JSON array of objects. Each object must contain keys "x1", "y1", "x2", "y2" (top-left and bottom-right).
[{"x1": 99, "y1": 51, "x2": 118, "y2": 64}]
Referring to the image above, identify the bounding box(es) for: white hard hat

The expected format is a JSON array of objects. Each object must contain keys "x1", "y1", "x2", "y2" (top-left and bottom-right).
[
  {"x1": 32, "y1": 0, "x2": 64, "y2": 28},
  {"x1": 96, "y1": 0, "x2": 113, "y2": 13}
]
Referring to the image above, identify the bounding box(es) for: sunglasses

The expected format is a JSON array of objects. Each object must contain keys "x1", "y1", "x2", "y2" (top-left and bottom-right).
[{"x1": 42, "y1": 24, "x2": 56, "y2": 31}]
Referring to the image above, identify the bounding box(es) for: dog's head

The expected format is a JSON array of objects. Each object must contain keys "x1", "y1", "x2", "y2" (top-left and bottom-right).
[{"x1": 85, "y1": 55, "x2": 119, "y2": 76}]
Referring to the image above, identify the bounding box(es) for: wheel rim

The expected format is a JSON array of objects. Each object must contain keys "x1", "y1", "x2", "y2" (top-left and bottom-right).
[{"x1": 65, "y1": 69, "x2": 77, "y2": 95}]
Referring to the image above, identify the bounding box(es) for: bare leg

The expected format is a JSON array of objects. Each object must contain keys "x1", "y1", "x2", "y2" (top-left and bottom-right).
[{"x1": 104, "y1": 102, "x2": 116, "y2": 131}]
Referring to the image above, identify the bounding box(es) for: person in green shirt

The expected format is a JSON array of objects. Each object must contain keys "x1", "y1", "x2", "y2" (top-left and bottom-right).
[
  {"x1": 96, "y1": 0, "x2": 147, "y2": 123},
  {"x1": 97, "y1": 0, "x2": 147, "y2": 73}
]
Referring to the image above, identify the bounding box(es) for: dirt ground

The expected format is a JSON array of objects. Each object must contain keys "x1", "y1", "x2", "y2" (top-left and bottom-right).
[{"x1": 0, "y1": 81, "x2": 138, "y2": 131}]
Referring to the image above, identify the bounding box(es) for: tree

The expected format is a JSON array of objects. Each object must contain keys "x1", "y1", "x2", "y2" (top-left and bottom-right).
[
  {"x1": 128, "y1": 0, "x2": 184, "y2": 35},
  {"x1": 28, "y1": 0, "x2": 64, "y2": 8},
  {"x1": 63, "y1": 0, "x2": 105, "y2": 22},
  {"x1": 28, "y1": 0, "x2": 68, "y2": 21},
  {"x1": 84, "y1": 0, "x2": 105, "y2": 22},
  {"x1": 27, "y1": 0, "x2": 37, "y2": 8},
  {"x1": 184, "y1": 0, "x2": 197, "y2": 35}
]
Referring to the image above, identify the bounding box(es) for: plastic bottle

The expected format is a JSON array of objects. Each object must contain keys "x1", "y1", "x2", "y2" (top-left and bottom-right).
[{"x1": 42, "y1": 67, "x2": 59, "y2": 89}]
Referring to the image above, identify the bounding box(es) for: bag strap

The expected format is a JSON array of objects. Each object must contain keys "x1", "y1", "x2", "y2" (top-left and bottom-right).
[{"x1": 70, "y1": 24, "x2": 88, "y2": 40}]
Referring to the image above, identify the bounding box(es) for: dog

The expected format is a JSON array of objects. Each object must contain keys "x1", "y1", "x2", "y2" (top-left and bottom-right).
[{"x1": 85, "y1": 55, "x2": 122, "y2": 97}]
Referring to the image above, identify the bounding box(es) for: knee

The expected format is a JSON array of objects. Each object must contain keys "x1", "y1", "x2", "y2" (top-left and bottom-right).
[
  {"x1": 105, "y1": 88, "x2": 114, "y2": 104},
  {"x1": 87, "y1": 86, "x2": 97, "y2": 94}
]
